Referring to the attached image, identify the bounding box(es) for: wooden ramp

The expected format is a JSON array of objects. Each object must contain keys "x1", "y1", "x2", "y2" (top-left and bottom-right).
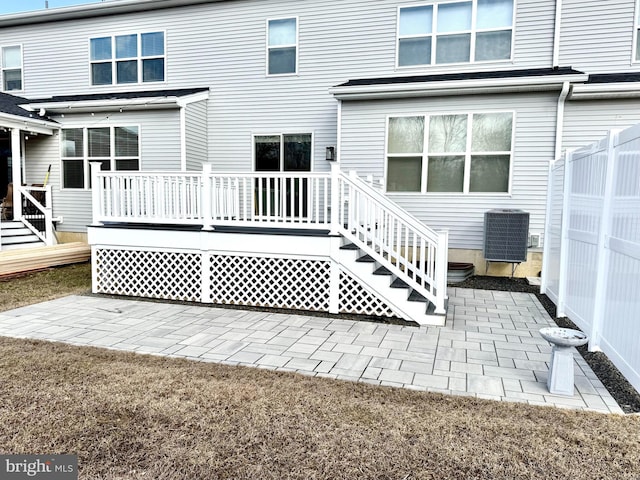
[{"x1": 0, "y1": 242, "x2": 91, "y2": 278}]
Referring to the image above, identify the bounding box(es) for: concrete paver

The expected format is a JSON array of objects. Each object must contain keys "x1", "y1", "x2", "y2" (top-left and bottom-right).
[{"x1": 0, "y1": 287, "x2": 625, "y2": 414}]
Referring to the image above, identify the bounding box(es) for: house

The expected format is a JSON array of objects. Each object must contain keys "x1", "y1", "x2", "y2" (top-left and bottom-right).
[{"x1": 1, "y1": 0, "x2": 640, "y2": 323}]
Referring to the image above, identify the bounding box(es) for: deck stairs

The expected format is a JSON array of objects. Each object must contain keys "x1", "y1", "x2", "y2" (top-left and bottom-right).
[
  {"x1": 0, "y1": 220, "x2": 46, "y2": 251},
  {"x1": 336, "y1": 239, "x2": 447, "y2": 326}
]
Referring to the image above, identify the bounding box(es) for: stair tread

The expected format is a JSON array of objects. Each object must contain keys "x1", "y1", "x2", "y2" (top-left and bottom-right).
[
  {"x1": 408, "y1": 289, "x2": 428, "y2": 303},
  {"x1": 340, "y1": 243, "x2": 359, "y2": 250},
  {"x1": 356, "y1": 254, "x2": 375, "y2": 263},
  {"x1": 390, "y1": 278, "x2": 409, "y2": 289},
  {"x1": 373, "y1": 266, "x2": 392, "y2": 276}
]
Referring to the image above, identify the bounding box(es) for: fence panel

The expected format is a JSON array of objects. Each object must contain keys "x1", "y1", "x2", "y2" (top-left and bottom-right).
[{"x1": 543, "y1": 125, "x2": 640, "y2": 393}]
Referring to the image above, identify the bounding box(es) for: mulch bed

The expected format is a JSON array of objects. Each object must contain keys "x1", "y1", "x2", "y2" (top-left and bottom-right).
[{"x1": 455, "y1": 276, "x2": 640, "y2": 414}]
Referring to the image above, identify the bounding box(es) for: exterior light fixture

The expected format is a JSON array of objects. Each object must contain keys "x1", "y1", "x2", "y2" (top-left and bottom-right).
[{"x1": 325, "y1": 146, "x2": 336, "y2": 161}]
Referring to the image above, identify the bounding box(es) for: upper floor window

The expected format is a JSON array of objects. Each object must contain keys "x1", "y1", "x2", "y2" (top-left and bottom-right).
[
  {"x1": 397, "y1": 0, "x2": 513, "y2": 67},
  {"x1": 267, "y1": 18, "x2": 297, "y2": 75},
  {"x1": 386, "y1": 112, "x2": 513, "y2": 193},
  {"x1": 90, "y1": 32, "x2": 165, "y2": 86},
  {"x1": 61, "y1": 126, "x2": 140, "y2": 189},
  {"x1": 2, "y1": 45, "x2": 23, "y2": 91}
]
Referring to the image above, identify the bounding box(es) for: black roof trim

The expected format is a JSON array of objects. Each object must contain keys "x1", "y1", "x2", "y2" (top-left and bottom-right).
[
  {"x1": 587, "y1": 73, "x2": 640, "y2": 84},
  {"x1": 336, "y1": 67, "x2": 585, "y2": 88},
  {"x1": 0, "y1": 91, "x2": 56, "y2": 122},
  {"x1": 27, "y1": 87, "x2": 209, "y2": 104}
]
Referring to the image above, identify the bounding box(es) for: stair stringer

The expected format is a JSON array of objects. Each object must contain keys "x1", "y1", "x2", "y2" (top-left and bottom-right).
[{"x1": 333, "y1": 244, "x2": 446, "y2": 326}]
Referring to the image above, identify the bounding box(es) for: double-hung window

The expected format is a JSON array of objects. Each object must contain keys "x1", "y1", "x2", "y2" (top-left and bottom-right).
[
  {"x1": 398, "y1": 0, "x2": 513, "y2": 67},
  {"x1": 267, "y1": 18, "x2": 297, "y2": 75},
  {"x1": 386, "y1": 112, "x2": 513, "y2": 193},
  {"x1": 61, "y1": 126, "x2": 140, "y2": 189},
  {"x1": 90, "y1": 32, "x2": 165, "y2": 85},
  {"x1": 2, "y1": 45, "x2": 23, "y2": 91}
]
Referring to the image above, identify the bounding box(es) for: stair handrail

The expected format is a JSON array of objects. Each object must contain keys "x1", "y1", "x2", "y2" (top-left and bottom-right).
[
  {"x1": 15, "y1": 185, "x2": 54, "y2": 246},
  {"x1": 335, "y1": 168, "x2": 448, "y2": 314}
]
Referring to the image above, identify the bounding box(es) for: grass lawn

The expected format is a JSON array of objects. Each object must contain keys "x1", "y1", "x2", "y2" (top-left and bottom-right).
[{"x1": 1, "y1": 264, "x2": 639, "y2": 479}]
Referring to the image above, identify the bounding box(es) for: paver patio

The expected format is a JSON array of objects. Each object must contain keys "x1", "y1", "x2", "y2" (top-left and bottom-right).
[{"x1": 0, "y1": 287, "x2": 623, "y2": 414}]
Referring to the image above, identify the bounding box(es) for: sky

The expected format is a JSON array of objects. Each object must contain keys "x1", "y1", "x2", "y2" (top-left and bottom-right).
[{"x1": 0, "y1": 0, "x2": 105, "y2": 15}]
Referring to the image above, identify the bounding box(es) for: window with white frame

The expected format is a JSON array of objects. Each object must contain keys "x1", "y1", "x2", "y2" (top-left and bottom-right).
[
  {"x1": 267, "y1": 18, "x2": 297, "y2": 75},
  {"x1": 386, "y1": 112, "x2": 513, "y2": 193},
  {"x1": 61, "y1": 126, "x2": 140, "y2": 189},
  {"x1": 90, "y1": 32, "x2": 165, "y2": 86},
  {"x1": 636, "y1": 4, "x2": 640, "y2": 61},
  {"x1": 2, "y1": 45, "x2": 23, "y2": 91},
  {"x1": 397, "y1": 0, "x2": 513, "y2": 67}
]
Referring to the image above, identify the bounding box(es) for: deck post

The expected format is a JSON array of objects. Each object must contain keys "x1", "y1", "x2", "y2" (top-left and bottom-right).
[
  {"x1": 201, "y1": 164, "x2": 214, "y2": 231},
  {"x1": 329, "y1": 162, "x2": 340, "y2": 235},
  {"x1": 434, "y1": 229, "x2": 449, "y2": 314},
  {"x1": 90, "y1": 161, "x2": 103, "y2": 226},
  {"x1": 44, "y1": 185, "x2": 54, "y2": 245},
  {"x1": 11, "y1": 128, "x2": 22, "y2": 221}
]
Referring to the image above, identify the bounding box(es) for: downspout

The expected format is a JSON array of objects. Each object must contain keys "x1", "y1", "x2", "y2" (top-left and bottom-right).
[
  {"x1": 552, "y1": 0, "x2": 563, "y2": 67},
  {"x1": 555, "y1": 81, "x2": 570, "y2": 160},
  {"x1": 178, "y1": 102, "x2": 187, "y2": 171},
  {"x1": 336, "y1": 99, "x2": 342, "y2": 164}
]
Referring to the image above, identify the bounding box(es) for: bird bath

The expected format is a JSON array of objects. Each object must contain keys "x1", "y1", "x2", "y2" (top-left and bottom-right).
[{"x1": 539, "y1": 327, "x2": 589, "y2": 396}]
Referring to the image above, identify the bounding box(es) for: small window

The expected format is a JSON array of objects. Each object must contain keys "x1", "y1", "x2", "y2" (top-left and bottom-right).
[
  {"x1": 2, "y1": 45, "x2": 23, "y2": 91},
  {"x1": 386, "y1": 112, "x2": 513, "y2": 193},
  {"x1": 398, "y1": 0, "x2": 513, "y2": 67},
  {"x1": 90, "y1": 32, "x2": 165, "y2": 86},
  {"x1": 268, "y1": 18, "x2": 297, "y2": 75},
  {"x1": 62, "y1": 126, "x2": 140, "y2": 189}
]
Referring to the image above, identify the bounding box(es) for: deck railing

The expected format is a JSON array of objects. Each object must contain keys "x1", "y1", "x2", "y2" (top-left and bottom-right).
[
  {"x1": 16, "y1": 185, "x2": 54, "y2": 246},
  {"x1": 91, "y1": 162, "x2": 448, "y2": 313}
]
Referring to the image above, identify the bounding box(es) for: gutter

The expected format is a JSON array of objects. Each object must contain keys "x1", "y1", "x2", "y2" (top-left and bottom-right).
[
  {"x1": 0, "y1": 0, "x2": 219, "y2": 27},
  {"x1": 330, "y1": 73, "x2": 589, "y2": 100},
  {"x1": 21, "y1": 96, "x2": 184, "y2": 114},
  {"x1": 0, "y1": 112, "x2": 58, "y2": 135},
  {"x1": 569, "y1": 82, "x2": 640, "y2": 100}
]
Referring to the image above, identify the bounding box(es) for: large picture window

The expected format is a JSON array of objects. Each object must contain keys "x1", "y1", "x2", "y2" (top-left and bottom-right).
[
  {"x1": 386, "y1": 112, "x2": 513, "y2": 193},
  {"x1": 397, "y1": 0, "x2": 513, "y2": 67},
  {"x1": 267, "y1": 18, "x2": 297, "y2": 75},
  {"x1": 90, "y1": 32, "x2": 165, "y2": 85},
  {"x1": 62, "y1": 126, "x2": 140, "y2": 189},
  {"x1": 1, "y1": 45, "x2": 22, "y2": 91}
]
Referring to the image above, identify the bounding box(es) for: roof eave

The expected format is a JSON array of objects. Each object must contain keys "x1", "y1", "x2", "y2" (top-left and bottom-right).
[
  {"x1": 21, "y1": 96, "x2": 184, "y2": 114},
  {"x1": 330, "y1": 74, "x2": 589, "y2": 100},
  {"x1": 0, "y1": 0, "x2": 219, "y2": 28},
  {"x1": 569, "y1": 82, "x2": 640, "y2": 100},
  {"x1": 0, "y1": 112, "x2": 58, "y2": 134}
]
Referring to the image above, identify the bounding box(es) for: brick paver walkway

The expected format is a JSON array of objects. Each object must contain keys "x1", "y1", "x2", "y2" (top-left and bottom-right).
[{"x1": 0, "y1": 287, "x2": 623, "y2": 414}]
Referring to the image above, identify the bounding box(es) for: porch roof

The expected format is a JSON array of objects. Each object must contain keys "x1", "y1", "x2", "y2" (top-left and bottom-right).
[
  {"x1": 0, "y1": 92, "x2": 58, "y2": 135},
  {"x1": 330, "y1": 67, "x2": 588, "y2": 100},
  {"x1": 20, "y1": 87, "x2": 210, "y2": 114}
]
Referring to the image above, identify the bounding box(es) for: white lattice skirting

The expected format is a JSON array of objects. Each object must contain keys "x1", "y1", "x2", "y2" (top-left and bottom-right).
[{"x1": 94, "y1": 247, "x2": 402, "y2": 319}]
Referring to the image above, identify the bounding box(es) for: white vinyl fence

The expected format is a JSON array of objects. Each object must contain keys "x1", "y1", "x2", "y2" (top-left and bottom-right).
[{"x1": 542, "y1": 125, "x2": 640, "y2": 393}]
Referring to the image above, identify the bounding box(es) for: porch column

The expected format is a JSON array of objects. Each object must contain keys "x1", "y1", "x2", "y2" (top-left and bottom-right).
[{"x1": 10, "y1": 128, "x2": 22, "y2": 220}]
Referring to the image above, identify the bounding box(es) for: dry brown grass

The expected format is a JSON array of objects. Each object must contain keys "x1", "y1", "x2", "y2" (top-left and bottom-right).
[
  {"x1": 0, "y1": 262, "x2": 91, "y2": 311},
  {"x1": 1, "y1": 263, "x2": 639, "y2": 478},
  {"x1": 0, "y1": 337, "x2": 638, "y2": 480}
]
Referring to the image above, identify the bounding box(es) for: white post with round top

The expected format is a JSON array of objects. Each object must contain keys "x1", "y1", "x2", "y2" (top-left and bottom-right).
[{"x1": 539, "y1": 327, "x2": 589, "y2": 396}]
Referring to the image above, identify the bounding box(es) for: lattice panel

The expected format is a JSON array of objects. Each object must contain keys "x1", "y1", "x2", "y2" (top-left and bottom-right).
[
  {"x1": 95, "y1": 249, "x2": 202, "y2": 302},
  {"x1": 209, "y1": 255, "x2": 330, "y2": 311},
  {"x1": 339, "y1": 269, "x2": 403, "y2": 318}
]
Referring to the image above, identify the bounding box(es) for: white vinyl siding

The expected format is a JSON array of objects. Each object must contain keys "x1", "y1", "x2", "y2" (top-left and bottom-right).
[
  {"x1": 340, "y1": 93, "x2": 557, "y2": 250},
  {"x1": 560, "y1": 0, "x2": 638, "y2": 72},
  {"x1": 185, "y1": 99, "x2": 209, "y2": 171}
]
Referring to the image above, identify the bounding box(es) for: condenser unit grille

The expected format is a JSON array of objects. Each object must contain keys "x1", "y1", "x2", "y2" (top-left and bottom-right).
[{"x1": 483, "y1": 209, "x2": 530, "y2": 262}]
